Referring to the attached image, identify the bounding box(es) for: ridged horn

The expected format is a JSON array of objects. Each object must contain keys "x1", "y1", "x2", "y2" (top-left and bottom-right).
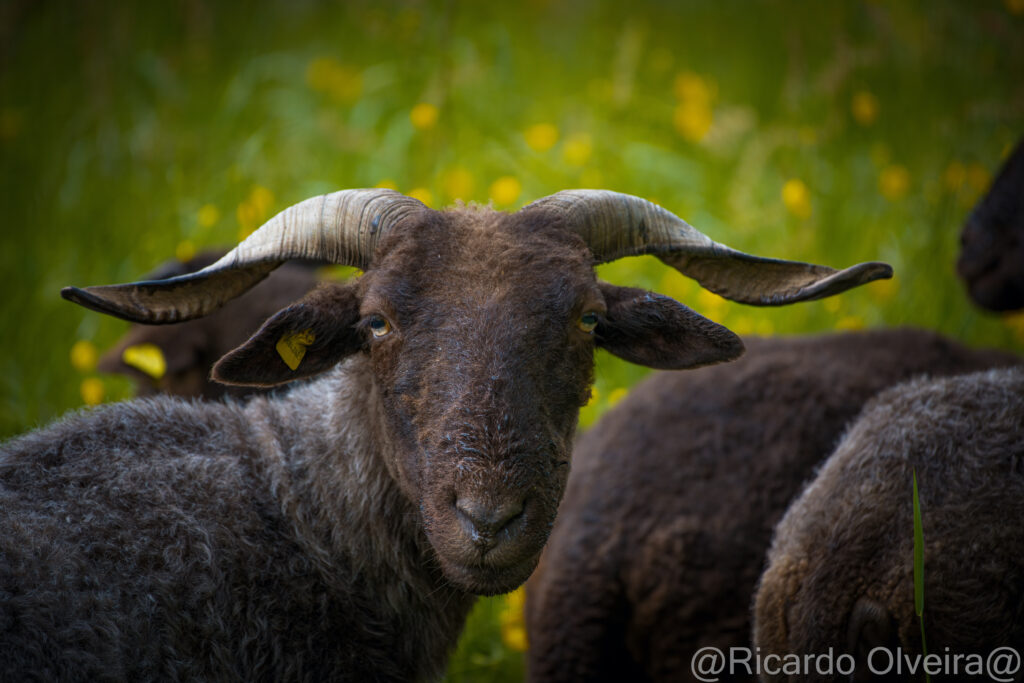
[
  {"x1": 522, "y1": 190, "x2": 893, "y2": 305},
  {"x1": 61, "y1": 189, "x2": 426, "y2": 324}
]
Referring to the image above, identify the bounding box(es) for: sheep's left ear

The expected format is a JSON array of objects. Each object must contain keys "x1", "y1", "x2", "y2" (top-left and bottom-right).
[
  {"x1": 212, "y1": 282, "x2": 364, "y2": 387},
  {"x1": 596, "y1": 282, "x2": 744, "y2": 370}
]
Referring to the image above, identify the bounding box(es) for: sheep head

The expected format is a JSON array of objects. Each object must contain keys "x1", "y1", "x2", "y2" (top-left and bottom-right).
[
  {"x1": 957, "y1": 138, "x2": 1024, "y2": 312},
  {"x1": 62, "y1": 188, "x2": 892, "y2": 596}
]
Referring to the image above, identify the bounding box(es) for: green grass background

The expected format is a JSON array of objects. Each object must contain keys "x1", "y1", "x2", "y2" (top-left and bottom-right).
[{"x1": 1, "y1": 1, "x2": 1022, "y2": 679}]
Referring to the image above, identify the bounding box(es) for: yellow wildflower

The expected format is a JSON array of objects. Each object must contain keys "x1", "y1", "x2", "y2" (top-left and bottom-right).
[
  {"x1": 443, "y1": 167, "x2": 475, "y2": 201},
  {"x1": 836, "y1": 315, "x2": 866, "y2": 331},
  {"x1": 197, "y1": 203, "x2": 220, "y2": 228},
  {"x1": 237, "y1": 186, "x2": 276, "y2": 240},
  {"x1": 505, "y1": 586, "x2": 526, "y2": 611},
  {"x1": 502, "y1": 623, "x2": 528, "y2": 652},
  {"x1": 870, "y1": 276, "x2": 898, "y2": 302},
  {"x1": 1006, "y1": 0, "x2": 1024, "y2": 14},
  {"x1": 236, "y1": 204, "x2": 259, "y2": 240},
  {"x1": 878, "y1": 165, "x2": 910, "y2": 200},
  {"x1": 250, "y1": 186, "x2": 274, "y2": 216},
  {"x1": 562, "y1": 133, "x2": 593, "y2": 166},
  {"x1": 524, "y1": 123, "x2": 559, "y2": 152},
  {"x1": 175, "y1": 240, "x2": 196, "y2": 263},
  {"x1": 489, "y1": 176, "x2": 522, "y2": 207},
  {"x1": 673, "y1": 101, "x2": 713, "y2": 143},
  {"x1": 585, "y1": 386, "x2": 600, "y2": 408},
  {"x1": 608, "y1": 387, "x2": 629, "y2": 408},
  {"x1": 851, "y1": 90, "x2": 879, "y2": 126},
  {"x1": 305, "y1": 57, "x2": 362, "y2": 103},
  {"x1": 672, "y1": 71, "x2": 715, "y2": 143},
  {"x1": 673, "y1": 71, "x2": 714, "y2": 104},
  {"x1": 375, "y1": 179, "x2": 399, "y2": 190},
  {"x1": 80, "y1": 378, "x2": 105, "y2": 406},
  {"x1": 499, "y1": 588, "x2": 529, "y2": 652},
  {"x1": 410, "y1": 102, "x2": 439, "y2": 131},
  {"x1": 781, "y1": 179, "x2": 812, "y2": 219},
  {"x1": 823, "y1": 297, "x2": 842, "y2": 314},
  {"x1": 408, "y1": 187, "x2": 434, "y2": 207},
  {"x1": 70, "y1": 340, "x2": 98, "y2": 372}
]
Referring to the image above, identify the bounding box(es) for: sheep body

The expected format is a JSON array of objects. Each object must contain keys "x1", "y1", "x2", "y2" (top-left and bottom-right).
[
  {"x1": 754, "y1": 367, "x2": 1024, "y2": 674},
  {"x1": 526, "y1": 328, "x2": 1019, "y2": 682},
  {"x1": 0, "y1": 360, "x2": 471, "y2": 682}
]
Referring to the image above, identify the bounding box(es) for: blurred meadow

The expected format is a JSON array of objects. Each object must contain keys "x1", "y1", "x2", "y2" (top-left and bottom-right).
[{"x1": 1, "y1": 0, "x2": 1022, "y2": 679}]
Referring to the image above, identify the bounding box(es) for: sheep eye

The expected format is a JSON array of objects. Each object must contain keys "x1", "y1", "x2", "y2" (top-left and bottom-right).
[
  {"x1": 577, "y1": 311, "x2": 599, "y2": 334},
  {"x1": 369, "y1": 316, "x2": 392, "y2": 338}
]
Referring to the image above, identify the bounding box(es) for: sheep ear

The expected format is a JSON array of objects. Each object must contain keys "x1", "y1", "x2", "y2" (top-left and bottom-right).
[
  {"x1": 596, "y1": 282, "x2": 744, "y2": 370},
  {"x1": 212, "y1": 282, "x2": 363, "y2": 387}
]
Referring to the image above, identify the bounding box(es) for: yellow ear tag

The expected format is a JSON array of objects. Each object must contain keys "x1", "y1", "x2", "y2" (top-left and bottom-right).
[
  {"x1": 276, "y1": 329, "x2": 316, "y2": 371},
  {"x1": 122, "y1": 344, "x2": 167, "y2": 380}
]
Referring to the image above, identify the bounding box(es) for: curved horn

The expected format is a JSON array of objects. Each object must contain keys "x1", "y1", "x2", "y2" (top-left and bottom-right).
[
  {"x1": 522, "y1": 190, "x2": 893, "y2": 305},
  {"x1": 61, "y1": 189, "x2": 426, "y2": 323}
]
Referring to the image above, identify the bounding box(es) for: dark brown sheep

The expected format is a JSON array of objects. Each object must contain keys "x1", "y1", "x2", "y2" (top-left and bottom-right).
[
  {"x1": 2, "y1": 189, "x2": 889, "y2": 681},
  {"x1": 957, "y1": 137, "x2": 1024, "y2": 312},
  {"x1": 97, "y1": 250, "x2": 322, "y2": 399},
  {"x1": 525, "y1": 329, "x2": 1019, "y2": 682},
  {"x1": 754, "y1": 367, "x2": 1024, "y2": 681}
]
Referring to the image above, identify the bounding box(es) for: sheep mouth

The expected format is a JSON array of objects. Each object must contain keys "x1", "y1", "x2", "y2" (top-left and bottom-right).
[{"x1": 439, "y1": 554, "x2": 540, "y2": 596}]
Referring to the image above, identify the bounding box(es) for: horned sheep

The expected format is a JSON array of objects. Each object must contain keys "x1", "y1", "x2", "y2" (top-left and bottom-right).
[
  {"x1": 525, "y1": 329, "x2": 1019, "y2": 682},
  {"x1": 754, "y1": 367, "x2": 1024, "y2": 677},
  {"x1": 0, "y1": 188, "x2": 890, "y2": 681}
]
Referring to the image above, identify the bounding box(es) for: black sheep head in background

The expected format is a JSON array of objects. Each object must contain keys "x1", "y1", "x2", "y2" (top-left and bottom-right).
[{"x1": 958, "y1": 138, "x2": 1024, "y2": 313}]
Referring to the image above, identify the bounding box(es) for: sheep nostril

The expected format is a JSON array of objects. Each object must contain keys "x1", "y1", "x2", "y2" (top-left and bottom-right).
[{"x1": 455, "y1": 497, "x2": 525, "y2": 544}]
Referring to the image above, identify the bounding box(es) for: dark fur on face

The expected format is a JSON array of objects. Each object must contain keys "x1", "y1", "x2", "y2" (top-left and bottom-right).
[
  {"x1": 958, "y1": 138, "x2": 1024, "y2": 312},
  {"x1": 215, "y1": 205, "x2": 741, "y2": 595}
]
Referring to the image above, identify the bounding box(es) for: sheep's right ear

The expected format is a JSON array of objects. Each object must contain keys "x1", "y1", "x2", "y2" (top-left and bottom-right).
[
  {"x1": 212, "y1": 282, "x2": 363, "y2": 387},
  {"x1": 596, "y1": 282, "x2": 744, "y2": 370}
]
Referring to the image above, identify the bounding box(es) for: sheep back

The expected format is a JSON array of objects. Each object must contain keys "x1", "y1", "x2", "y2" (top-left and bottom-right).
[{"x1": 755, "y1": 367, "x2": 1024, "y2": 664}]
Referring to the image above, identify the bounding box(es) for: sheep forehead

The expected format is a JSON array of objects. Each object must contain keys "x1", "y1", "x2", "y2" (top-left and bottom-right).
[{"x1": 365, "y1": 207, "x2": 597, "y2": 316}]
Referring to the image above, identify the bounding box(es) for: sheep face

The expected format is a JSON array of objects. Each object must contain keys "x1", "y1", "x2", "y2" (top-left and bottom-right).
[{"x1": 213, "y1": 206, "x2": 743, "y2": 595}]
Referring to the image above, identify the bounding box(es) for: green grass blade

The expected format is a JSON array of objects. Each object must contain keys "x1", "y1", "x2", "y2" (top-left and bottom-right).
[
  {"x1": 913, "y1": 469, "x2": 924, "y2": 617},
  {"x1": 914, "y1": 469, "x2": 930, "y2": 681}
]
